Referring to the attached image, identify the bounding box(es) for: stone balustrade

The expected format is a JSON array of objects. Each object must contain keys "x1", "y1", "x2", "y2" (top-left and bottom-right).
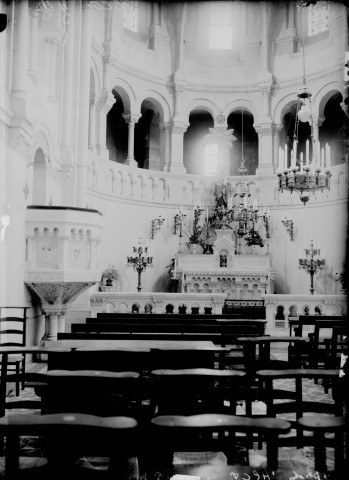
[
  {"x1": 90, "y1": 292, "x2": 227, "y2": 315},
  {"x1": 87, "y1": 152, "x2": 348, "y2": 208},
  {"x1": 262, "y1": 293, "x2": 347, "y2": 334}
]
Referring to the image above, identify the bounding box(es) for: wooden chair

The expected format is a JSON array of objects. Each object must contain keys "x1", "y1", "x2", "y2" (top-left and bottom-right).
[
  {"x1": 148, "y1": 413, "x2": 291, "y2": 471},
  {"x1": 255, "y1": 368, "x2": 343, "y2": 448},
  {"x1": 298, "y1": 415, "x2": 346, "y2": 474},
  {"x1": 149, "y1": 368, "x2": 246, "y2": 416},
  {"x1": 0, "y1": 317, "x2": 26, "y2": 396},
  {"x1": 0, "y1": 412, "x2": 138, "y2": 479},
  {"x1": 41, "y1": 369, "x2": 150, "y2": 421}
]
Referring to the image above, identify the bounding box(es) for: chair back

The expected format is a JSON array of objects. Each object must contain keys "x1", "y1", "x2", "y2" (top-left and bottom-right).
[
  {"x1": 0, "y1": 317, "x2": 26, "y2": 347},
  {"x1": 0, "y1": 412, "x2": 138, "y2": 479},
  {"x1": 42, "y1": 369, "x2": 141, "y2": 417}
]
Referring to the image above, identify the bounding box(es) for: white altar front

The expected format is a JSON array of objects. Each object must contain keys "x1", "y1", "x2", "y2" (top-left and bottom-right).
[{"x1": 175, "y1": 230, "x2": 276, "y2": 299}]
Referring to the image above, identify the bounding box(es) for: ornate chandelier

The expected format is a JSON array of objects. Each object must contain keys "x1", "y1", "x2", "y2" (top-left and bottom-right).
[{"x1": 276, "y1": 15, "x2": 331, "y2": 206}]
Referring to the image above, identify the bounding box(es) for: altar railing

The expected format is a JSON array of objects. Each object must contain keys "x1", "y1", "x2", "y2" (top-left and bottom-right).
[
  {"x1": 90, "y1": 292, "x2": 227, "y2": 315},
  {"x1": 262, "y1": 294, "x2": 347, "y2": 333}
]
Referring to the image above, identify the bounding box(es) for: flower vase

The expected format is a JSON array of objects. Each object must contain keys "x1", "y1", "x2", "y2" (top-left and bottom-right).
[{"x1": 190, "y1": 243, "x2": 197, "y2": 254}]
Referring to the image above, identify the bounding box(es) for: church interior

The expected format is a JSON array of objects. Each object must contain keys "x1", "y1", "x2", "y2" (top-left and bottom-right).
[{"x1": 0, "y1": 0, "x2": 348, "y2": 478}]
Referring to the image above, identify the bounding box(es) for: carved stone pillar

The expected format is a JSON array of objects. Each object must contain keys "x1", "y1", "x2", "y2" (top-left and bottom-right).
[
  {"x1": 123, "y1": 114, "x2": 140, "y2": 167},
  {"x1": 89, "y1": 94, "x2": 97, "y2": 151},
  {"x1": 12, "y1": 1, "x2": 30, "y2": 96},
  {"x1": 169, "y1": 123, "x2": 188, "y2": 174},
  {"x1": 160, "y1": 122, "x2": 171, "y2": 172},
  {"x1": 255, "y1": 123, "x2": 274, "y2": 175},
  {"x1": 44, "y1": 307, "x2": 60, "y2": 341},
  {"x1": 273, "y1": 123, "x2": 282, "y2": 172},
  {"x1": 43, "y1": 35, "x2": 61, "y2": 99},
  {"x1": 96, "y1": 91, "x2": 115, "y2": 159},
  {"x1": 61, "y1": 0, "x2": 76, "y2": 169},
  {"x1": 76, "y1": 1, "x2": 91, "y2": 208},
  {"x1": 28, "y1": 7, "x2": 39, "y2": 79}
]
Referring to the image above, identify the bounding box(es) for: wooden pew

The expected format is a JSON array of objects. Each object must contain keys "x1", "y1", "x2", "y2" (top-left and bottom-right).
[
  {"x1": 68, "y1": 320, "x2": 267, "y2": 347},
  {"x1": 96, "y1": 313, "x2": 244, "y2": 320}
]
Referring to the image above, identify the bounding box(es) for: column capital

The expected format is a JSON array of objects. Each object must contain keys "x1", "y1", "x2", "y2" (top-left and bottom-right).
[
  {"x1": 123, "y1": 113, "x2": 141, "y2": 126},
  {"x1": 159, "y1": 121, "x2": 172, "y2": 132},
  {"x1": 254, "y1": 122, "x2": 273, "y2": 136},
  {"x1": 28, "y1": 0, "x2": 45, "y2": 18},
  {"x1": 172, "y1": 122, "x2": 189, "y2": 135},
  {"x1": 272, "y1": 122, "x2": 283, "y2": 133}
]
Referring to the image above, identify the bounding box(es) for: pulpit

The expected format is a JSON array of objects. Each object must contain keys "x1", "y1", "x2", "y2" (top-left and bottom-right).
[{"x1": 175, "y1": 229, "x2": 276, "y2": 300}]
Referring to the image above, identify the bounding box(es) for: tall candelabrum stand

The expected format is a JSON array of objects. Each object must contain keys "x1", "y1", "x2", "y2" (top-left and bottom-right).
[
  {"x1": 127, "y1": 239, "x2": 153, "y2": 292},
  {"x1": 298, "y1": 239, "x2": 326, "y2": 295}
]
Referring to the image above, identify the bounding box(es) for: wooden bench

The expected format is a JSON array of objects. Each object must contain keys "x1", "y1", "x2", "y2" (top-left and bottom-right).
[
  {"x1": 96, "y1": 312, "x2": 244, "y2": 320},
  {"x1": 69, "y1": 320, "x2": 266, "y2": 347}
]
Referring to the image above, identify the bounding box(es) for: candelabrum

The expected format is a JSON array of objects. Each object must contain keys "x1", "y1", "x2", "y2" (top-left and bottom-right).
[
  {"x1": 282, "y1": 216, "x2": 294, "y2": 241},
  {"x1": 151, "y1": 212, "x2": 165, "y2": 239},
  {"x1": 173, "y1": 208, "x2": 187, "y2": 253},
  {"x1": 127, "y1": 238, "x2": 153, "y2": 292},
  {"x1": 277, "y1": 165, "x2": 331, "y2": 205},
  {"x1": 298, "y1": 239, "x2": 326, "y2": 295}
]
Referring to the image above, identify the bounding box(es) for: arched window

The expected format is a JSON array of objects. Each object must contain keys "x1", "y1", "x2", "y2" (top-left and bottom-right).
[
  {"x1": 209, "y1": 3, "x2": 232, "y2": 49},
  {"x1": 204, "y1": 143, "x2": 219, "y2": 175}
]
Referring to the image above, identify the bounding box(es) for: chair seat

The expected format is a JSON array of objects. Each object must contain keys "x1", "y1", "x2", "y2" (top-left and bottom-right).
[{"x1": 298, "y1": 416, "x2": 345, "y2": 431}]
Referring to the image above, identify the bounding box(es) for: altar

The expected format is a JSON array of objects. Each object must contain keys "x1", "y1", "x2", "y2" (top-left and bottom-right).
[{"x1": 174, "y1": 229, "x2": 276, "y2": 300}]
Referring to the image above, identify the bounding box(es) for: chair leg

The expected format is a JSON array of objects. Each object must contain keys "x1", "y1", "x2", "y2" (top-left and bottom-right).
[
  {"x1": 313, "y1": 431, "x2": 327, "y2": 473},
  {"x1": 266, "y1": 434, "x2": 279, "y2": 471},
  {"x1": 15, "y1": 363, "x2": 20, "y2": 397}
]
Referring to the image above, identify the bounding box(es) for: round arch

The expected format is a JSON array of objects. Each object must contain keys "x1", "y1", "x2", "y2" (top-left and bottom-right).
[
  {"x1": 272, "y1": 93, "x2": 299, "y2": 126},
  {"x1": 224, "y1": 99, "x2": 256, "y2": 122},
  {"x1": 184, "y1": 98, "x2": 218, "y2": 123},
  {"x1": 138, "y1": 90, "x2": 171, "y2": 123},
  {"x1": 111, "y1": 78, "x2": 138, "y2": 114}
]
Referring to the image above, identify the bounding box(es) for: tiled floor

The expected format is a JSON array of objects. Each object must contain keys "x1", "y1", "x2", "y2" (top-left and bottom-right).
[{"x1": 0, "y1": 353, "x2": 345, "y2": 479}]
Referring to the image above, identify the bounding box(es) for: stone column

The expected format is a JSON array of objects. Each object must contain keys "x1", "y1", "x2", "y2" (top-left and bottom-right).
[
  {"x1": 61, "y1": 1, "x2": 75, "y2": 167},
  {"x1": 96, "y1": 90, "x2": 115, "y2": 160},
  {"x1": 273, "y1": 123, "x2": 282, "y2": 172},
  {"x1": 76, "y1": 1, "x2": 91, "y2": 208},
  {"x1": 89, "y1": 93, "x2": 97, "y2": 151},
  {"x1": 28, "y1": 6, "x2": 39, "y2": 79},
  {"x1": 255, "y1": 123, "x2": 274, "y2": 175},
  {"x1": 44, "y1": 309, "x2": 60, "y2": 341},
  {"x1": 58, "y1": 312, "x2": 66, "y2": 333},
  {"x1": 159, "y1": 122, "x2": 171, "y2": 172},
  {"x1": 123, "y1": 114, "x2": 140, "y2": 167},
  {"x1": 11, "y1": 0, "x2": 30, "y2": 109},
  {"x1": 43, "y1": 35, "x2": 61, "y2": 99},
  {"x1": 169, "y1": 123, "x2": 188, "y2": 174}
]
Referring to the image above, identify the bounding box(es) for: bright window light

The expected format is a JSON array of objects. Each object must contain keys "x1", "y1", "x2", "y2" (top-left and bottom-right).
[
  {"x1": 308, "y1": 1, "x2": 329, "y2": 37},
  {"x1": 123, "y1": 1, "x2": 137, "y2": 32},
  {"x1": 204, "y1": 144, "x2": 219, "y2": 175}
]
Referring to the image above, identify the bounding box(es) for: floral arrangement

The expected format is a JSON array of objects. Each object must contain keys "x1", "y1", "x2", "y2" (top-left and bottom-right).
[
  {"x1": 101, "y1": 267, "x2": 119, "y2": 285},
  {"x1": 187, "y1": 208, "x2": 203, "y2": 245},
  {"x1": 244, "y1": 229, "x2": 264, "y2": 247}
]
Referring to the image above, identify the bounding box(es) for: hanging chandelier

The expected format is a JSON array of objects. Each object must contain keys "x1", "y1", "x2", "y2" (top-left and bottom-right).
[{"x1": 276, "y1": 11, "x2": 331, "y2": 206}]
